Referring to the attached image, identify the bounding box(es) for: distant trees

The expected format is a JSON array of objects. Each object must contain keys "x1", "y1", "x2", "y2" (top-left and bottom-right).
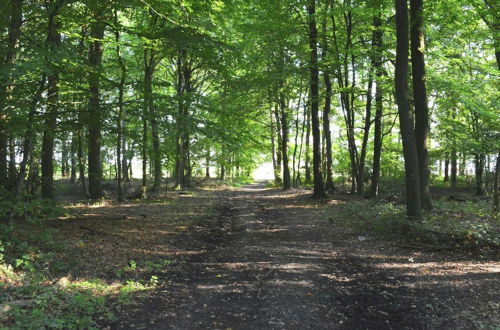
[{"x1": 0, "y1": 0, "x2": 497, "y2": 215}]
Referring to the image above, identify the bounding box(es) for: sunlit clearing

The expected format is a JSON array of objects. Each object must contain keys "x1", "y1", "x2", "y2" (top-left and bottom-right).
[{"x1": 253, "y1": 161, "x2": 274, "y2": 180}]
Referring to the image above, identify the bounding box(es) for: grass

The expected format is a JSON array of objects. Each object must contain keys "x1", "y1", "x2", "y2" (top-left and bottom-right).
[
  {"x1": 0, "y1": 198, "x2": 161, "y2": 329},
  {"x1": 328, "y1": 198, "x2": 499, "y2": 248}
]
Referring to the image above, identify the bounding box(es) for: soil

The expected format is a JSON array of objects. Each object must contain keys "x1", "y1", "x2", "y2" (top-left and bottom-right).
[{"x1": 57, "y1": 182, "x2": 499, "y2": 329}]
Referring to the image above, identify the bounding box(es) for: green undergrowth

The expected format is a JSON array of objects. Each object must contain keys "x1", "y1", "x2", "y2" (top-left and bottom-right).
[
  {"x1": 0, "y1": 200, "x2": 160, "y2": 329},
  {"x1": 329, "y1": 198, "x2": 499, "y2": 249},
  {"x1": 222, "y1": 176, "x2": 253, "y2": 187}
]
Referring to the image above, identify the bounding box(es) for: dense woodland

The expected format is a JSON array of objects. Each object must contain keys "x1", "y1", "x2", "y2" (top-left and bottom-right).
[
  {"x1": 0, "y1": 0, "x2": 499, "y2": 327},
  {"x1": 0, "y1": 0, "x2": 498, "y2": 216}
]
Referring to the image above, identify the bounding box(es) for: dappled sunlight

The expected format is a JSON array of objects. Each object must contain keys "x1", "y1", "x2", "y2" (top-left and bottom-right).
[
  {"x1": 376, "y1": 261, "x2": 500, "y2": 275},
  {"x1": 253, "y1": 228, "x2": 289, "y2": 233},
  {"x1": 265, "y1": 279, "x2": 314, "y2": 287},
  {"x1": 8, "y1": 181, "x2": 496, "y2": 329},
  {"x1": 319, "y1": 273, "x2": 352, "y2": 282}
]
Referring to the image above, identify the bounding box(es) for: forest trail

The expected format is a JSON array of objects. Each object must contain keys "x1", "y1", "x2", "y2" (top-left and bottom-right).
[{"x1": 107, "y1": 183, "x2": 499, "y2": 329}]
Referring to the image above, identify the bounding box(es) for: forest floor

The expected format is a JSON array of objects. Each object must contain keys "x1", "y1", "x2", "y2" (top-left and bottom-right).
[{"x1": 3, "y1": 181, "x2": 499, "y2": 329}]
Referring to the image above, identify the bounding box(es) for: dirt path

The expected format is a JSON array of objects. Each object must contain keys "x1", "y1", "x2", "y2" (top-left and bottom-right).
[{"x1": 110, "y1": 183, "x2": 499, "y2": 329}]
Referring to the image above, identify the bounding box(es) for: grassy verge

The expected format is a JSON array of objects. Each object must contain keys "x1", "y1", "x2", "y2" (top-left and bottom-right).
[{"x1": 328, "y1": 198, "x2": 499, "y2": 249}]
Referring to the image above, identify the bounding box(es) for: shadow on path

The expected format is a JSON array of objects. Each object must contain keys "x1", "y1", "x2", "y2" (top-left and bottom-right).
[{"x1": 110, "y1": 184, "x2": 499, "y2": 330}]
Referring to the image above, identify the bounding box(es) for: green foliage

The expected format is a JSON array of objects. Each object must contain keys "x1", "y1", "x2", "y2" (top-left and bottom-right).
[
  {"x1": 0, "y1": 198, "x2": 62, "y2": 225},
  {"x1": 420, "y1": 200, "x2": 499, "y2": 247},
  {"x1": 2, "y1": 279, "x2": 111, "y2": 329},
  {"x1": 329, "y1": 199, "x2": 499, "y2": 248}
]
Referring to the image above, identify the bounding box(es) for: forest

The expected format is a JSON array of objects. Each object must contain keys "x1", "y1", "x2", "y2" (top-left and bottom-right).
[{"x1": 0, "y1": 0, "x2": 499, "y2": 328}]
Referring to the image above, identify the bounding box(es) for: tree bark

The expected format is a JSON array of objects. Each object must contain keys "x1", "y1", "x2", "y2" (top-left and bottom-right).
[
  {"x1": 144, "y1": 56, "x2": 161, "y2": 191},
  {"x1": 369, "y1": 11, "x2": 384, "y2": 198},
  {"x1": 459, "y1": 152, "x2": 466, "y2": 176},
  {"x1": 0, "y1": 0, "x2": 23, "y2": 191},
  {"x1": 205, "y1": 149, "x2": 210, "y2": 178},
  {"x1": 304, "y1": 101, "x2": 311, "y2": 184},
  {"x1": 475, "y1": 153, "x2": 485, "y2": 196},
  {"x1": 269, "y1": 105, "x2": 279, "y2": 184},
  {"x1": 444, "y1": 156, "x2": 449, "y2": 182},
  {"x1": 87, "y1": 9, "x2": 105, "y2": 200},
  {"x1": 358, "y1": 73, "x2": 373, "y2": 197},
  {"x1": 143, "y1": 54, "x2": 160, "y2": 193},
  {"x1": 41, "y1": 1, "x2": 62, "y2": 199},
  {"x1": 70, "y1": 133, "x2": 77, "y2": 183},
  {"x1": 61, "y1": 138, "x2": 69, "y2": 177},
  {"x1": 307, "y1": 0, "x2": 326, "y2": 198},
  {"x1": 494, "y1": 153, "x2": 499, "y2": 212},
  {"x1": 321, "y1": 11, "x2": 335, "y2": 193},
  {"x1": 8, "y1": 138, "x2": 16, "y2": 189},
  {"x1": 7, "y1": 76, "x2": 46, "y2": 224},
  {"x1": 395, "y1": 0, "x2": 421, "y2": 218},
  {"x1": 410, "y1": 0, "x2": 432, "y2": 209},
  {"x1": 273, "y1": 103, "x2": 283, "y2": 185},
  {"x1": 175, "y1": 53, "x2": 185, "y2": 188},
  {"x1": 115, "y1": 20, "x2": 126, "y2": 201},
  {"x1": 77, "y1": 112, "x2": 89, "y2": 198},
  {"x1": 451, "y1": 148, "x2": 457, "y2": 186},
  {"x1": 7, "y1": 76, "x2": 45, "y2": 222},
  {"x1": 279, "y1": 81, "x2": 291, "y2": 190}
]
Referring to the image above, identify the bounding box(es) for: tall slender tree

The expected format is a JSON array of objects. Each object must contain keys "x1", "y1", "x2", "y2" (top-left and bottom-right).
[
  {"x1": 320, "y1": 6, "x2": 335, "y2": 193},
  {"x1": 369, "y1": 7, "x2": 384, "y2": 198},
  {"x1": 0, "y1": 0, "x2": 23, "y2": 191},
  {"x1": 87, "y1": 3, "x2": 106, "y2": 199},
  {"x1": 395, "y1": 0, "x2": 421, "y2": 218},
  {"x1": 41, "y1": 0, "x2": 62, "y2": 199},
  {"x1": 410, "y1": 0, "x2": 432, "y2": 209},
  {"x1": 307, "y1": 0, "x2": 326, "y2": 198}
]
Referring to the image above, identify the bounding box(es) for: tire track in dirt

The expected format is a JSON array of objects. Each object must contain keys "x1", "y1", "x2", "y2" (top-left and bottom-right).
[{"x1": 110, "y1": 183, "x2": 499, "y2": 329}]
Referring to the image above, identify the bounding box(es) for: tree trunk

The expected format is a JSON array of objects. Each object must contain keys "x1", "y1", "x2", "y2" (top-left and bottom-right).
[
  {"x1": 0, "y1": 0, "x2": 23, "y2": 191},
  {"x1": 395, "y1": 0, "x2": 421, "y2": 218},
  {"x1": 175, "y1": 54, "x2": 185, "y2": 189},
  {"x1": 358, "y1": 72, "x2": 373, "y2": 197},
  {"x1": 307, "y1": 0, "x2": 326, "y2": 198},
  {"x1": 143, "y1": 55, "x2": 161, "y2": 191},
  {"x1": 122, "y1": 141, "x2": 129, "y2": 181},
  {"x1": 115, "y1": 22, "x2": 126, "y2": 201},
  {"x1": 475, "y1": 153, "x2": 485, "y2": 196},
  {"x1": 321, "y1": 12, "x2": 335, "y2": 193},
  {"x1": 494, "y1": 153, "x2": 499, "y2": 212},
  {"x1": 87, "y1": 11, "x2": 105, "y2": 200},
  {"x1": 273, "y1": 103, "x2": 283, "y2": 185},
  {"x1": 410, "y1": 0, "x2": 432, "y2": 209},
  {"x1": 292, "y1": 90, "x2": 305, "y2": 187},
  {"x1": 205, "y1": 149, "x2": 210, "y2": 178},
  {"x1": 7, "y1": 76, "x2": 45, "y2": 224},
  {"x1": 269, "y1": 106, "x2": 279, "y2": 184},
  {"x1": 184, "y1": 138, "x2": 191, "y2": 187},
  {"x1": 369, "y1": 12, "x2": 384, "y2": 198},
  {"x1": 279, "y1": 83, "x2": 291, "y2": 190},
  {"x1": 8, "y1": 138, "x2": 16, "y2": 188},
  {"x1": 147, "y1": 68, "x2": 161, "y2": 191},
  {"x1": 444, "y1": 156, "x2": 449, "y2": 182},
  {"x1": 451, "y1": 148, "x2": 457, "y2": 186},
  {"x1": 70, "y1": 133, "x2": 77, "y2": 183},
  {"x1": 304, "y1": 103, "x2": 311, "y2": 184},
  {"x1": 62, "y1": 139, "x2": 69, "y2": 177},
  {"x1": 41, "y1": 1, "x2": 61, "y2": 199},
  {"x1": 459, "y1": 152, "x2": 466, "y2": 176},
  {"x1": 220, "y1": 164, "x2": 225, "y2": 181},
  {"x1": 296, "y1": 94, "x2": 308, "y2": 187},
  {"x1": 331, "y1": 7, "x2": 359, "y2": 194},
  {"x1": 77, "y1": 114, "x2": 89, "y2": 198}
]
